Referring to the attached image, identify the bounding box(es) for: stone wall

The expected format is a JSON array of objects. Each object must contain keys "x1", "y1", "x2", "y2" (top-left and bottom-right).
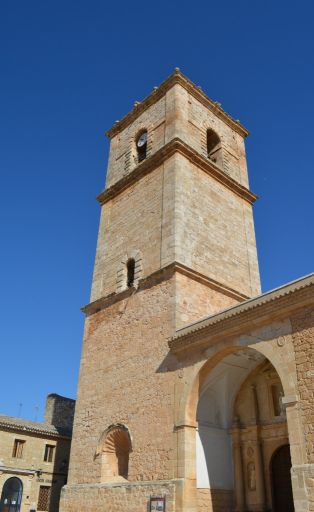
[
  {"x1": 68, "y1": 277, "x2": 176, "y2": 487},
  {"x1": 196, "y1": 488, "x2": 234, "y2": 512},
  {"x1": 173, "y1": 153, "x2": 260, "y2": 298},
  {"x1": 45, "y1": 394, "x2": 75, "y2": 431},
  {"x1": 291, "y1": 306, "x2": 314, "y2": 511},
  {"x1": 61, "y1": 480, "x2": 177, "y2": 512},
  {"x1": 91, "y1": 162, "x2": 175, "y2": 301},
  {"x1": 175, "y1": 272, "x2": 238, "y2": 330},
  {"x1": 91, "y1": 152, "x2": 260, "y2": 305},
  {"x1": 292, "y1": 306, "x2": 314, "y2": 464}
]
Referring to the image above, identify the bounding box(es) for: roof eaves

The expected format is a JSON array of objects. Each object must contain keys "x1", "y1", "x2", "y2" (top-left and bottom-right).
[{"x1": 170, "y1": 272, "x2": 314, "y2": 344}]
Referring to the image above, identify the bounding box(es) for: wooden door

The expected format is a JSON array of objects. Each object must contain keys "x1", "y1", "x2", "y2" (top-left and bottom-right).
[{"x1": 271, "y1": 444, "x2": 294, "y2": 512}]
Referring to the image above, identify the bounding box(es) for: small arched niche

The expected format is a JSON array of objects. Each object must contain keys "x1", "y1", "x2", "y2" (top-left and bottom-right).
[
  {"x1": 98, "y1": 424, "x2": 132, "y2": 482},
  {"x1": 206, "y1": 128, "x2": 223, "y2": 167}
]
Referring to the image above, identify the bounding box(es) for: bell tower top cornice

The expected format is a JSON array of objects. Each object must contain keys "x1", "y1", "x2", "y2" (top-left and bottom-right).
[{"x1": 106, "y1": 68, "x2": 249, "y2": 139}]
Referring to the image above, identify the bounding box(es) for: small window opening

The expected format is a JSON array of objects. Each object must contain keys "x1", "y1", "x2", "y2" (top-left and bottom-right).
[
  {"x1": 127, "y1": 259, "x2": 135, "y2": 288},
  {"x1": 207, "y1": 129, "x2": 221, "y2": 163},
  {"x1": 12, "y1": 439, "x2": 25, "y2": 458},
  {"x1": 44, "y1": 444, "x2": 55, "y2": 462},
  {"x1": 136, "y1": 130, "x2": 147, "y2": 162}
]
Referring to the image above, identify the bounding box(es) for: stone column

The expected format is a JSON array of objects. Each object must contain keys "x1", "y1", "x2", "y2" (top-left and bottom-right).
[
  {"x1": 175, "y1": 424, "x2": 198, "y2": 512},
  {"x1": 253, "y1": 440, "x2": 266, "y2": 511},
  {"x1": 232, "y1": 428, "x2": 245, "y2": 512}
]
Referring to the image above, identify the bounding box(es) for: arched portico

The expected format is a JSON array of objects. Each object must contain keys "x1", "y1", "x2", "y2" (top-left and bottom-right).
[{"x1": 174, "y1": 322, "x2": 306, "y2": 512}]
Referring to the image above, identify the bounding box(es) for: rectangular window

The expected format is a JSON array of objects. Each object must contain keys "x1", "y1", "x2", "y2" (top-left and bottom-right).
[
  {"x1": 44, "y1": 444, "x2": 55, "y2": 462},
  {"x1": 12, "y1": 439, "x2": 25, "y2": 458},
  {"x1": 37, "y1": 486, "x2": 51, "y2": 511}
]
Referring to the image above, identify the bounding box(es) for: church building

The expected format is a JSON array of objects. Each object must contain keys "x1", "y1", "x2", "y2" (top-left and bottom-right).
[{"x1": 60, "y1": 69, "x2": 314, "y2": 512}]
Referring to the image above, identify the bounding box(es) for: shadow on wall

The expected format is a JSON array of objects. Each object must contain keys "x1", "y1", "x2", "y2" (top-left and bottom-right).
[
  {"x1": 45, "y1": 395, "x2": 75, "y2": 434},
  {"x1": 44, "y1": 394, "x2": 75, "y2": 512},
  {"x1": 48, "y1": 438, "x2": 71, "y2": 512}
]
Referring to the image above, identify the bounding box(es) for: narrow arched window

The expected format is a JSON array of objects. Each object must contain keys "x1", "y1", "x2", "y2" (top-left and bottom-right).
[
  {"x1": 127, "y1": 258, "x2": 135, "y2": 288},
  {"x1": 136, "y1": 130, "x2": 147, "y2": 162},
  {"x1": 206, "y1": 129, "x2": 221, "y2": 164}
]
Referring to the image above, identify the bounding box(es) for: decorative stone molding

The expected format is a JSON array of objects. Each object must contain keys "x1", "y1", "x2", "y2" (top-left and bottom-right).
[
  {"x1": 97, "y1": 137, "x2": 257, "y2": 206},
  {"x1": 82, "y1": 261, "x2": 248, "y2": 316},
  {"x1": 169, "y1": 273, "x2": 314, "y2": 352},
  {"x1": 107, "y1": 68, "x2": 248, "y2": 139},
  {"x1": 0, "y1": 466, "x2": 36, "y2": 476},
  {"x1": 281, "y1": 395, "x2": 299, "y2": 407}
]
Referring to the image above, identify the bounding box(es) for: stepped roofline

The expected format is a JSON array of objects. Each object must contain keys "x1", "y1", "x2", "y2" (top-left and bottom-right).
[{"x1": 106, "y1": 68, "x2": 249, "y2": 139}]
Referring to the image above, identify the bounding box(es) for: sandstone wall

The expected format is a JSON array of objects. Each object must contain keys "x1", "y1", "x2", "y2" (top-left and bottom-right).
[
  {"x1": 68, "y1": 278, "x2": 176, "y2": 486},
  {"x1": 175, "y1": 272, "x2": 238, "y2": 330},
  {"x1": 61, "y1": 480, "x2": 177, "y2": 512},
  {"x1": 291, "y1": 306, "x2": 314, "y2": 464},
  {"x1": 173, "y1": 153, "x2": 260, "y2": 298}
]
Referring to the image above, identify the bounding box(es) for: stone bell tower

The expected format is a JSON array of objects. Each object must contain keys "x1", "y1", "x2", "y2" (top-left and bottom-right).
[{"x1": 60, "y1": 69, "x2": 260, "y2": 512}]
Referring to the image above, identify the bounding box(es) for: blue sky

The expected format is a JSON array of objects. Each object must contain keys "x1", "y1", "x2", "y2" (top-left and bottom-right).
[{"x1": 1, "y1": 0, "x2": 313, "y2": 420}]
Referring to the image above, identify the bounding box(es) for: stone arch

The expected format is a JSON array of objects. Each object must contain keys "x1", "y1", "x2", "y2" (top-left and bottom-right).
[
  {"x1": 96, "y1": 424, "x2": 132, "y2": 482},
  {"x1": 179, "y1": 323, "x2": 300, "y2": 429},
  {"x1": 0, "y1": 477, "x2": 23, "y2": 512},
  {"x1": 116, "y1": 250, "x2": 143, "y2": 293},
  {"x1": 174, "y1": 326, "x2": 305, "y2": 512}
]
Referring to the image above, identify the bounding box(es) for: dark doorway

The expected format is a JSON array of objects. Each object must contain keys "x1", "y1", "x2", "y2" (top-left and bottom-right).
[
  {"x1": 271, "y1": 445, "x2": 294, "y2": 512},
  {"x1": 0, "y1": 477, "x2": 23, "y2": 512}
]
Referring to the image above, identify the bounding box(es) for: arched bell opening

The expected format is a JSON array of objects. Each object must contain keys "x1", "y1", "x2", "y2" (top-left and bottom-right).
[
  {"x1": 206, "y1": 128, "x2": 223, "y2": 168},
  {"x1": 0, "y1": 477, "x2": 23, "y2": 512},
  {"x1": 183, "y1": 346, "x2": 294, "y2": 512}
]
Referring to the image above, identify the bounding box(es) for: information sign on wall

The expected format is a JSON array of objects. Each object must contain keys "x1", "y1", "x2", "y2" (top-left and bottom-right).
[{"x1": 150, "y1": 496, "x2": 166, "y2": 511}]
